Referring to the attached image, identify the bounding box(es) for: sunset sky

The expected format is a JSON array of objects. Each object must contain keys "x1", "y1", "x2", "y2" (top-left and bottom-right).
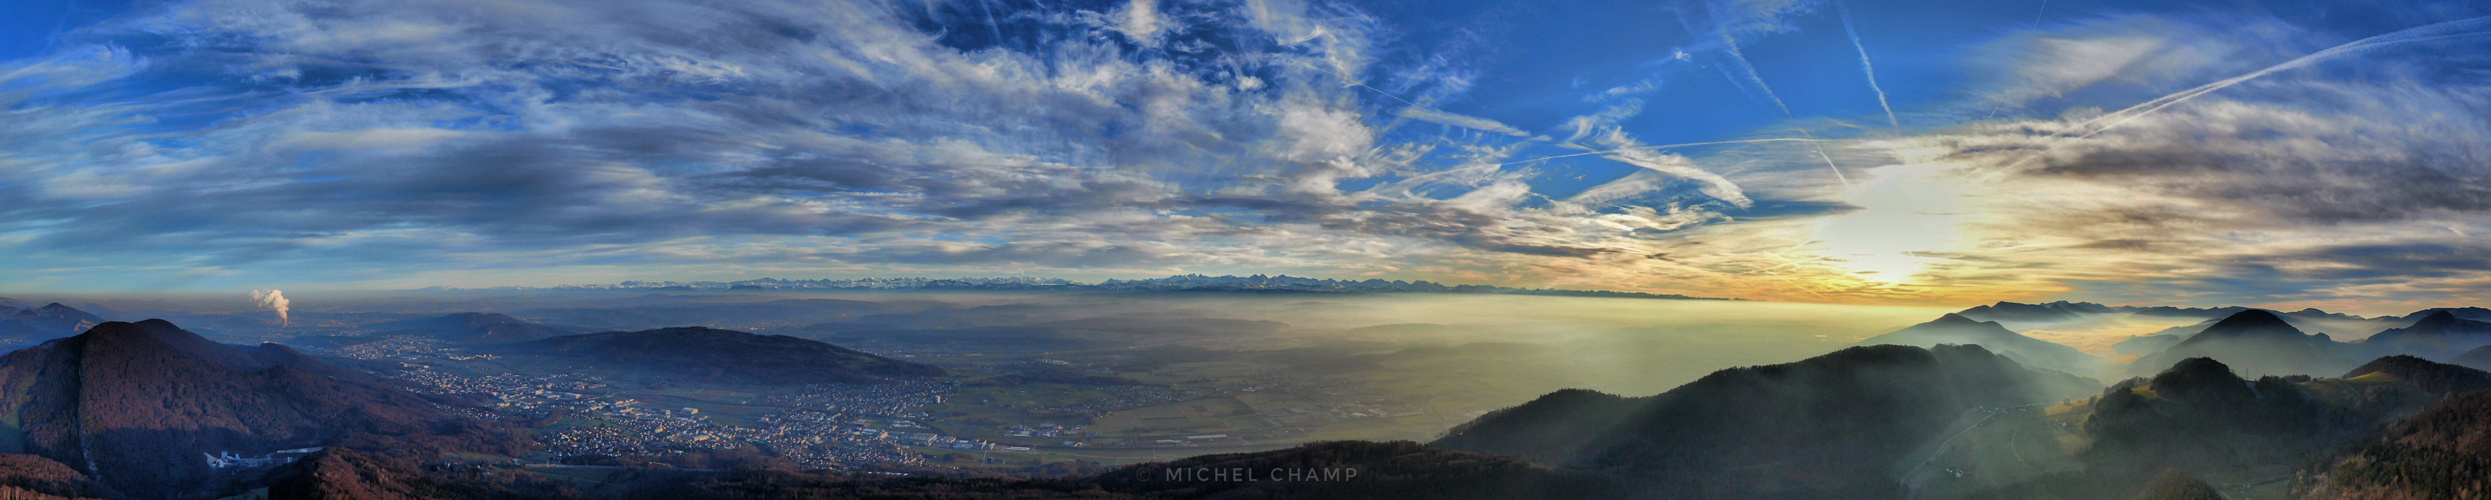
[{"x1": 2, "y1": 0, "x2": 2487, "y2": 314}]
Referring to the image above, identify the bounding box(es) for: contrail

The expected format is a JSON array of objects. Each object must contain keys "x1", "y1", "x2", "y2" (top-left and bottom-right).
[
  {"x1": 1836, "y1": 0, "x2": 1901, "y2": 130},
  {"x1": 1983, "y1": 0, "x2": 2051, "y2": 120},
  {"x1": 977, "y1": 0, "x2": 1007, "y2": 48},
  {"x1": 1799, "y1": 129, "x2": 1852, "y2": 189},
  {"x1": 1703, "y1": 1, "x2": 1851, "y2": 188},
  {"x1": 1988, "y1": 15, "x2": 2491, "y2": 174},
  {"x1": 250, "y1": 289, "x2": 291, "y2": 327},
  {"x1": 1494, "y1": 137, "x2": 1827, "y2": 166},
  {"x1": 1711, "y1": 6, "x2": 1792, "y2": 116}
]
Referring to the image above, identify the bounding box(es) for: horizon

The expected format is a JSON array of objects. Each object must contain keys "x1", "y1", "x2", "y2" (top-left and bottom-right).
[
  {"x1": 19, "y1": 271, "x2": 2491, "y2": 318},
  {"x1": 5, "y1": 0, "x2": 2490, "y2": 312}
]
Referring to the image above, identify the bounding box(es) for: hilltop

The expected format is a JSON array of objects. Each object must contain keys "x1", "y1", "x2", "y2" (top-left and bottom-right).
[
  {"x1": 1432, "y1": 344, "x2": 2096, "y2": 497},
  {"x1": 1856, "y1": 313, "x2": 2104, "y2": 376},
  {"x1": 0, "y1": 320, "x2": 520, "y2": 499},
  {"x1": 0, "y1": 303, "x2": 103, "y2": 347},
  {"x1": 2129, "y1": 309, "x2": 2362, "y2": 377}
]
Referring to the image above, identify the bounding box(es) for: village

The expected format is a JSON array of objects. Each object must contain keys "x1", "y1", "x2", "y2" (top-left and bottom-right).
[{"x1": 369, "y1": 353, "x2": 993, "y2": 469}]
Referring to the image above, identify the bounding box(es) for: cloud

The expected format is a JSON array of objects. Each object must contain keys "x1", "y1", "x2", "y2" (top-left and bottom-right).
[
  {"x1": 1847, "y1": 13, "x2": 2491, "y2": 310},
  {"x1": 2, "y1": 0, "x2": 2488, "y2": 311},
  {"x1": 0, "y1": 0, "x2": 1708, "y2": 292}
]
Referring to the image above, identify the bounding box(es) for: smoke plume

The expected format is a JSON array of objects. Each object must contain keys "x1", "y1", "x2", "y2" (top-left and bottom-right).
[{"x1": 251, "y1": 289, "x2": 290, "y2": 326}]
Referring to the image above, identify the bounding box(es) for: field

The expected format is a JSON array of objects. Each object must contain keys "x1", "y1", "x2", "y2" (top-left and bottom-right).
[{"x1": 1087, "y1": 397, "x2": 1260, "y2": 436}]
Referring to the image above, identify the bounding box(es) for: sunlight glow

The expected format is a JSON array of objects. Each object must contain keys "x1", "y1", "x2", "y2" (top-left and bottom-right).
[{"x1": 1811, "y1": 163, "x2": 1967, "y2": 285}]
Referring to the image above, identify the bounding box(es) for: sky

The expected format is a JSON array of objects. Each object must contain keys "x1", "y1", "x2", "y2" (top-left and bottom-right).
[{"x1": 0, "y1": 0, "x2": 2487, "y2": 314}]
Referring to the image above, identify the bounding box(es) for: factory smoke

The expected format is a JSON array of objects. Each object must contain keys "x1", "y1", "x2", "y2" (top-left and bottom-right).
[{"x1": 250, "y1": 289, "x2": 290, "y2": 326}]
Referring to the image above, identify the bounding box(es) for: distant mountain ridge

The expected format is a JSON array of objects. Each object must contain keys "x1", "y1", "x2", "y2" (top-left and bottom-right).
[
  {"x1": 2130, "y1": 310, "x2": 2361, "y2": 377},
  {"x1": 1955, "y1": 300, "x2": 2387, "y2": 323},
  {"x1": 2399, "y1": 306, "x2": 2491, "y2": 323},
  {"x1": 436, "y1": 274, "x2": 1740, "y2": 300},
  {"x1": 1855, "y1": 313, "x2": 2105, "y2": 376},
  {"x1": 376, "y1": 312, "x2": 574, "y2": 344},
  {"x1": 2364, "y1": 310, "x2": 2491, "y2": 360},
  {"x1": 486, "y1": 326, "x2": 945, "y2": 385},
  {"x1": 0, "y1": 303, "x2": 104, "y2": 347}
]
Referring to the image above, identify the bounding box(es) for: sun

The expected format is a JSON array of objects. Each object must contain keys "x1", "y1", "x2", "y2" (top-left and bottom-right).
[{"x1": 1812, "y1": 164, "x2": 1966, "y2": 285}]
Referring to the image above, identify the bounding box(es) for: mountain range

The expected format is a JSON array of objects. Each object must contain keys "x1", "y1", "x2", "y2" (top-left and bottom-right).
[
  {"x1": 1853, "y1": 313, "x2": 2104, "y2": 376},
  {"x1": 0, "y1": 303, "x2": 103, "y2": 347},
  {"x1": 2128, "y1": 309, "x2": 2361, "y2": 377},
  {"x1": 1954, "y1": 300, "x2": 2382, "y2": 324},
  {"x1": 459, "y1": 274, "x2": 1738, "y2": 301},
  {"x1": 374, "y1": 312, "x2": 575, "y2": 345},
  {"x1": 2364, "y1": 310, "x2": 2491, "y2": 360},
  {"x1": 1896, "y1": 305, "x2": 2491, "y2": 379},
  {"x1": 1432, "y1": 344, "x2": 2096, "y2": 497}
]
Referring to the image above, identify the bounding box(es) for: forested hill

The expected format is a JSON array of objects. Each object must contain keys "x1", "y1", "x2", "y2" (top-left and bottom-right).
[
  {"x1": 0, "y1": 320, "x2": 519, "y2": 499},
  {"x1": 1431, "y1": 344, "x2": 2098, "y2": 498}
]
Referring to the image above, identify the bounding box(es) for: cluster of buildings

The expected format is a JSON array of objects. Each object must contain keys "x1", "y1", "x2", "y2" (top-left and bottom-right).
[
  {"x1": 761, "y1": 379, "x2": 954, "y2": 417},
  {"x1": 333, "y1": 336, "x2": 457, "y2": 360},
  {"x1": 202, "y1": 448, "x2": 325, "y2": 469},
  {"x1": 393, "y1": 365, "x2": 600, "y2": 406},
  {"x1": 381, "y1": 355, "x2": 979, "y2": 469}
]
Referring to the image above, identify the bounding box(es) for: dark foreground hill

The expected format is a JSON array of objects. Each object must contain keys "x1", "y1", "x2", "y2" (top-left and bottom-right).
[
  {"x1": 2300, "y1": 388, "x2": 2491, "y2": 498},
  {"x1": 0, "y1": 320, "x2": 522, "y2": 499},
  {"x1": 487, "y1": 326, "x2": 945, "y2": 385},
  {"x1": 0, "y1": 453, "x2": 119, "y2": 499},
  {"x1": 1982, "y1": 355, "x2": 2491, "y2": 499},
  {"x1": 264, "y1": 440, "x2": 1635, "y2": 500}
]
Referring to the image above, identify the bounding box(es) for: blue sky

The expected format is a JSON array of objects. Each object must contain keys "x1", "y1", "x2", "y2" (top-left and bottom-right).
[{"x1": 1, "y1": 0, "x2": 2487, "y2": 313}]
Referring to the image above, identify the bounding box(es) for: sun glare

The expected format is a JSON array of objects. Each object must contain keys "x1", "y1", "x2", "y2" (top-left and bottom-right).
[{"x1": 1813, "y1": 164, "x2": 1966, "y2": 285}]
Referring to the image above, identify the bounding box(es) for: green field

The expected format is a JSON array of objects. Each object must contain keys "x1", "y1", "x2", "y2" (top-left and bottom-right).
[{"x1": 1088, "y1": 396, "x2": 1260, "y2": 436}]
